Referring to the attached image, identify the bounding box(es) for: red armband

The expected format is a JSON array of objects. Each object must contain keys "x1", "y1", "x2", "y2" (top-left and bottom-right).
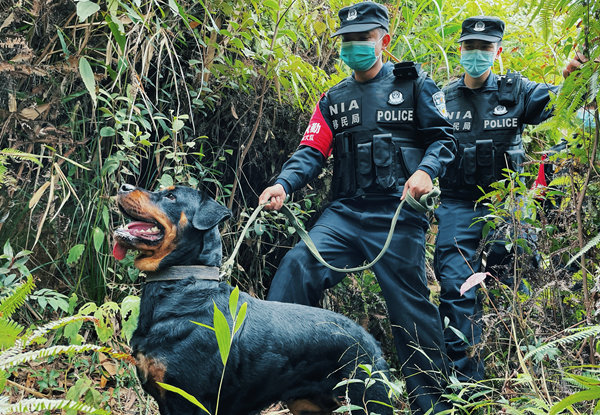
[{"x1": 299, "y1": 97, "x2": 333, "y2": 157}]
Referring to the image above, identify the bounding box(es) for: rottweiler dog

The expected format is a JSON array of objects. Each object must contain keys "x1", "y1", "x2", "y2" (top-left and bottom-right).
[{"x1": 113, "y1": 184, "x2": 394, "y2": 415}]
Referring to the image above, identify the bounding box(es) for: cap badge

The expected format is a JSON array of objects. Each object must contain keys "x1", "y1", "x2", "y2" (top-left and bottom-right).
[
  {"x1": 474, "y1": 21, "x2": 486, "y2": 31},
  {"x1": 347, "y1": 8, "x2": 357, "y2": 21},
  {"x1": 388, "y1": 90, "x2": 404, "y2": 105},
  {"x1": 493, "y1": 105, "x2": 508, "y2": 115}
]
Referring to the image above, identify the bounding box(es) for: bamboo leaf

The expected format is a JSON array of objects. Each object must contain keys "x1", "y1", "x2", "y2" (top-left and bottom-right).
[
  {"x1": 233, "y1": 302, "x2": 247, "y2": 335},
  {"x1": 28, "y1": 182, "x2": 50, "y2": 210},
  {"x1": 156, "y1": 382, "x2": 210, "y2": 413},
  {"x1": 78, "y1": 57, "x2": 97, "y2": 104},
  {"x1": 213, "y1": 303, "x2": 231, "y2": 366},
  {"x1": 229, "y1": 286, "x2": 239, "y2": 319},
  {"x1": 191, "y1": 321, "x2": 215, "y2": 331}
]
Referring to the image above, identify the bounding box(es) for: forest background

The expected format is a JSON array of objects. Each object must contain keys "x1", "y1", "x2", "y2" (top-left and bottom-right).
[{"x1": 0, "y1": 0, "x2": 599, "y2": 413}]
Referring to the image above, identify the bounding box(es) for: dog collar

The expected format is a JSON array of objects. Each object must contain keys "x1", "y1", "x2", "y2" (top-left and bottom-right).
[{"x1": 145, "y1": 265, "x2": 221, "y2": 283}]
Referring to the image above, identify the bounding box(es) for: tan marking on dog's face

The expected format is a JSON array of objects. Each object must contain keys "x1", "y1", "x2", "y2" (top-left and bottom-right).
[
  {"x1": 287, "y1": 399, "x2": 331, "y2": 415},
  {"x1": 116, "y1": 189, "x2": 181, "y2": 271},
  {"x1": 136, "y1": 353, "x2": 167, "y2": 399},
  {"x1": 179, "y1": 211, "x2": 188, "y2": 227}
]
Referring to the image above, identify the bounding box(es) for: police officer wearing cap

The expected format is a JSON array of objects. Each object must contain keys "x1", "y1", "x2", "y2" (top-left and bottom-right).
[
  {"x1": 434, "y1": 16, "x2": 579, "y2": 383},
  {"x1": 259, "y1": 2, "x2": 456, "y2": 413}
]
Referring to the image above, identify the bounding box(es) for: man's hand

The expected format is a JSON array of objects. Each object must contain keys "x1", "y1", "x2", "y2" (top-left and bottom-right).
[
  {"x1": 401, "y1": 169, "x2": 433, "y2": 201},
  {"x1": 258, "y1": 183, "x2": 287, "y2": 210}
]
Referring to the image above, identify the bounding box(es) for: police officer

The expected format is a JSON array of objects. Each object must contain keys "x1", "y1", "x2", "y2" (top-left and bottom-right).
[
  {"x1": 434, "y1": 16, "x2": 578, "y2": 382},
  {"x1": 259, "y1": 2, "x2": 456, "y2": 413}
]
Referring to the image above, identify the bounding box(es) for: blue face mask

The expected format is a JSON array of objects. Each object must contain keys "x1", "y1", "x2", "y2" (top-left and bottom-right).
[
  {"x1": 460, "y1": 49, "x2": 496, "y2": 78},
  {"x1": 340, "y1": 36, "x2": 383, "y2": 72}
]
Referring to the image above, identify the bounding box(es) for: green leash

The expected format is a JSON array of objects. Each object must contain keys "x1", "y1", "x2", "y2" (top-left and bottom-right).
[
  {"x1": 221, "y1": 188, "x2": 440, "y2": 278},
  {"x1": 279, "y1": 188, "x2": 440, "y2": 273}
]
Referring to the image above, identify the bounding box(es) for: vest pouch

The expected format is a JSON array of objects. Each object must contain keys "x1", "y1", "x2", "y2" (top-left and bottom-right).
[
  {"x1": 356, "y1": 142, "x2": 374, "y2": 190},
  {"x1": 504, "y1": 148, "x2": 525, "y2": 174},
  {"x1": 476, "y1": 139, "x2": 495, "y2": 185},
  {"x1": 463, "y1": 146, "x2": 477, "y2": 185},
  {"x1": 372, "y1": 134, "x2": 395, "y2": 190},
  {"x1": 399, "y1": 146, "x2": 425, "y2": 178},
  {"x1": 332, "y1": 132, "x2": 356, "y2": 197}
]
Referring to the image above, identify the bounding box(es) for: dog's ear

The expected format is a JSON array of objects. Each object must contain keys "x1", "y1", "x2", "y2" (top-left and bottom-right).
[{"x1": 192, "y1": 193, "x2": 232, "y2": 231}]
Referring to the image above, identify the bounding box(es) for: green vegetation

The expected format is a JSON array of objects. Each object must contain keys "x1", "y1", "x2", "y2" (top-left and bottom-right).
[{"x1": 0, "y1": 0, "x2": 598, "y2": 413}]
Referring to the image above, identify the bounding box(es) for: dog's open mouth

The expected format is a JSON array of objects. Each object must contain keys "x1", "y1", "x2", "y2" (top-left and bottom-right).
[{"x1": 113, "y1": 208, "x2": 164, "y2": 260}]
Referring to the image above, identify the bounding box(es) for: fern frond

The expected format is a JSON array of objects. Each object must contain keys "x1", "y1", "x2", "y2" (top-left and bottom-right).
[
  {"x1": 18, "y1": 315, "x2": 97, "y2": 349},
  {"x1": 0, "y1": 344, "x2": 111, "y2": 371},
  {"x1": 548, "y1": 175, "x2": 572, "y2": 187},
  {"x1": 566, "y1": 232, "x2": 600, "y2": 267},
  {"x1": 0, "y1": 343, "x2": 135, "y2": 371},
  {"x1": 0, "y1": 148, "x2": 43, "y2": 166},
  {"x1": 523, "y1": 326, "x2": 600, "y2": 361},
  {"x1": 476, "y1": 189, "x2": 503, "y2": 204},
  {"x1": 0, "y1": 163, "x2": 6, "y2": 184},
  {"x1": 0, "y1": 397, "x2": 108, "y2": 414},
  {"x1": 0, "y1": 319, "x2": 24, "y2": 349},
  {"x1": 0, "y1": 276, "x2": 35, "y2": 318}
]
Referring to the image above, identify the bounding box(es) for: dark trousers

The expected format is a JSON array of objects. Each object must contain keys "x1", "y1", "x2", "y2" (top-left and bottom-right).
[
  {"x1": 434, "y1": 197, "x2": 487, "y2": 382},
  {"x1": 267, "y1": 197, "x2": 450, "y2": 415}
]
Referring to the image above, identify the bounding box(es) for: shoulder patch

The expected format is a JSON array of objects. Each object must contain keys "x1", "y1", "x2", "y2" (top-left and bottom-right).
[{"x1": 432, "y1": 91, "x2": 448, "y2": 118}]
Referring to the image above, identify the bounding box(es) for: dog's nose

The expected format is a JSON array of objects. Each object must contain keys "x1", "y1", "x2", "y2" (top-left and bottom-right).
[{"x1": 119, "y1": 184, "x2": 136, "y2": 194}]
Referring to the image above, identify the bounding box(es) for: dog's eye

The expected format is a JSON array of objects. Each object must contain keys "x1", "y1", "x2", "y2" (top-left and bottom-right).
[{"x1": 165, "y1": 192, "x2": 176, "y2": 201}]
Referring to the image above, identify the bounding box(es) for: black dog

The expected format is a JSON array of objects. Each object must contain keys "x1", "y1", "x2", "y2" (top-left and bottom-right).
[{"x1": 113, "y1": 184, "x2": 393, "y2": 415}]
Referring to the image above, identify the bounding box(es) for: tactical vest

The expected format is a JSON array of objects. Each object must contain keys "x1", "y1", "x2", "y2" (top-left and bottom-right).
[
  {"x1": 328, "y1": 62, "x2": 427, "y2": 198},
  {"x1": 440, "y1": 71, "x2": 526, "y2": 198}
]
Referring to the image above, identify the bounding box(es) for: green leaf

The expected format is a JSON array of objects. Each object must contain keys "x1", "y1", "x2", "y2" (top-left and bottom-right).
[
  {"x1": 92, "y1": 227, "x2": 104, "y2": 252},
  {"x1": 3, "y1": 240, "x2": 13, "y2": 258},
  {"x1": 120, "y1": 295, "x2": 140, "y2": 343},
  {"x1": 263, "y1": 0, "x2": 279, "y2": 10},
  {"x1": 213, "y1": 303, "x2": 231, "y2": 366},
  {"x1": 159, "y1": 174, "x2": 174, "y2": 188},
  {"x1": 172, "y1": 118, "x2": 185, "y2": 132},
  {"x1": 549, "y1": 387, "x2": 600, "y2": 415},
  {"x1": 100, "y1": 126, "x2": 115, "y2": 137},
  {"x1": 254, "y1": 221, "x2": 265, "y2": 236},
  {"x1": 191, "y1": 321, "x2": 215, "y2": 331},
  {"x1": 156, "y1": 382, "x2": 210, "y2": 413},
  {"x1": 229, "y1": 286, "x2": 239, "y2": 319},
  {"x1": 102, "y1": 205, "x2": 110, "y2": 230},
  {"x1": 76, "y1": 1, "x2": 100, "y2": 22},
  {"x1": 279, "y1": 29, "x2": 297, "y2": 43},
  {"x1": 67, "y1": 244, "x2": 85, "y2": 265},
  {"x1": 106, "y1": 17, "x2": 126, "y2": 53},
  {"x1": 168, "y1": 0, "x2": 180, "y2": 14},
  {"x1": 78, "y1": 57, "x2": 97, "y2": 105},
  {"x1": 55, "y1": 27, "x2": 70, "y2": 58},
  {"x1": 233, "y1": 302, "x2": 247, "y2": 335},
  {"x1": 64, "y1": 321, "x2": 84, "y2": 345},
  {"x1": 448, "y1": 324, "x2": 470, "y2": 345}
]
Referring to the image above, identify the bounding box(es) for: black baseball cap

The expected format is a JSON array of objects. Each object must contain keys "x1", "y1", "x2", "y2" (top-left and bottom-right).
[
  {"x1": 458, "y1": 16, "x2": 505, "y2": 43},
  {"x1": 331, "y1": 2, "x2": 389, "y2": 37}
]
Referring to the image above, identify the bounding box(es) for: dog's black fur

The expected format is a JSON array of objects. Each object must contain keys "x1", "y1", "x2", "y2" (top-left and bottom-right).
[{"x1": 113, "y1": 184, "x2": 393, "y2": 415}]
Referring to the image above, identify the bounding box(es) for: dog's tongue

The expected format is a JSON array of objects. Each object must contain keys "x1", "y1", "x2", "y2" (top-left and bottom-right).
[{"x1": 113, "y1": 242, "x2": 128, "y2": 261}]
